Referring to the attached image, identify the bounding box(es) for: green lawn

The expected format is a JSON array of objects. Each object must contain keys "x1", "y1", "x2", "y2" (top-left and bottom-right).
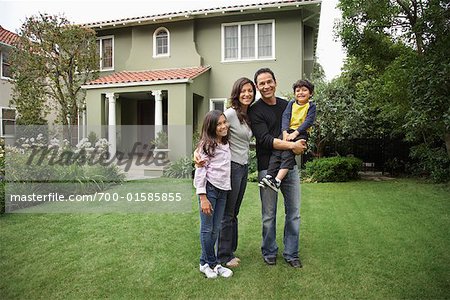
[{"x1": 1, "y1": 179, "x2": 449, "y2": 299}]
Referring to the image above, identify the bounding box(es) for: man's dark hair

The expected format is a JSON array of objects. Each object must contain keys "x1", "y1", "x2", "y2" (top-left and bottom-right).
[
  {"x1": 292, "y1": 79, "x2": 314, "y2": 95},
  {"x1": 254, "y1": 68, "x2": 276, "y2": 85}
]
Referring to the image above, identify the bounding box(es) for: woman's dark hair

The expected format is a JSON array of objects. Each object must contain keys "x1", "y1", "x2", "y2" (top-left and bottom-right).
[
  {"x1": 229, "y1": 77, "x2": 256, "y2": 125},
  {"x1": 198, "y1": 110, "x2": 229, "y2": 157},
  {"x1": 292, "y1": 79, "x2": 314, "y2": 95},
  {"x1": 253, "y1": 67, "x2": 276, "y2": 85}
]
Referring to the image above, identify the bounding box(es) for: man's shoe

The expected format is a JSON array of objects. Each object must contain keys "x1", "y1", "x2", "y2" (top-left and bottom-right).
[
  {"x1": 199, "y1": 263, "x2": 218, "y2": 279},
  {"x1": 285, "y1": 258, "x2": 302, "y2": 268},
  {"x1": 214, "y1": 265, "x2": 233, "y2": 278},
  {"x1": 263, "y1": 256, "x2": 277, "y2": 265},
  {"x1": 261, "y1": 176, "x2": 280, "y2": 192}
]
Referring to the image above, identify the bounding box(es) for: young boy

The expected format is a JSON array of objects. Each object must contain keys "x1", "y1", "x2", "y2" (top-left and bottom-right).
[{"x1": 259, "y1": 79, "x2": 316, "y2": 192}]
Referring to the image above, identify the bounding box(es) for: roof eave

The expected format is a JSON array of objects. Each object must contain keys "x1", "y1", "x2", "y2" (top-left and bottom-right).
[
  {"x1": 83, "y1": 0, "x2": 322, "y2": 30},
  {"x1": 82, "y1": 78, "x2": 193, "y2": 90}
]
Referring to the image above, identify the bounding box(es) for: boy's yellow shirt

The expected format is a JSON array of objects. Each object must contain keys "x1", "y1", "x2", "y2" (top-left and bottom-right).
[{"x1": 289, "y1": 101, "x2": 310, "y2": 131}]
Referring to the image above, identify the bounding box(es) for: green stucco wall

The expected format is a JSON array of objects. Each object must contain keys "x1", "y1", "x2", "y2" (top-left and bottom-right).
[{"x1": 194, "y1": 10, "x2": 306, "y2": 100}]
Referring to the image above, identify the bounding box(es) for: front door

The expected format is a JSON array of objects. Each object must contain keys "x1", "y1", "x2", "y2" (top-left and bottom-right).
[{"x1": 137, "y1": 99, "x2": 155, "y2": 155}]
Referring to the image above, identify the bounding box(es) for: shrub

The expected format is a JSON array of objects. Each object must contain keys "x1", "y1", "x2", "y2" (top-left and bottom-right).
[
  {"x1": 410, "y1": 144, "x2": 450, "y2": 183},
  {"x1": 247, "y1": 171, "x2": 259, "y2": 182},
  {"x1": 248, "y1": 148, "x2": 258, "y2": 174},
  {"x1": 305, "y1": 156, "x2": 362, "y2": 182},
  {"x1": 163, "y1": 157, "x2": 193, "y2": 179}
]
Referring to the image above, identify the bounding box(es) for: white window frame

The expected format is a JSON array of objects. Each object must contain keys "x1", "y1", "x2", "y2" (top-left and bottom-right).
[
  {"x1": 0, "y1": 106, "x2": 16, "y2": 137},
  {"x1": 153, "y1": 27, "x2": 170, "y2": 58},
  {"x1": 209, "y1": 98, "x2": 227, "y2": 112},
  {"x1": 1, "y1": 50, "x2": 12, "y2": 80},
  {"x1": 221, "y1": 20, "x2": 276, "y2": 63},
  {"x1": 97, "y1": 35, "x2": 114, "y2": 71}
]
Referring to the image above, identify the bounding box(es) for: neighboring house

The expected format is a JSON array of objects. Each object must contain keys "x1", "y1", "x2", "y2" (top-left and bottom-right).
[
  {"x1": 82, "y1": 0, "x2": 321, "y2": 160},
  {"x1": 0, "y1": 26, "x2": 19, "y2": 144}
]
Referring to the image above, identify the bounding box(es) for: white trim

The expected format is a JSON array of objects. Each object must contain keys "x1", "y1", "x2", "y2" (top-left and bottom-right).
[
  {"x1": 153, "y1": 27, "x2": 170, "y2": 58},
  {"x1": 82, "y1": 78, "x2": 192, "y2": 90},
  {"x1": 221, "y1": 19, "x2": 275, "y2": 63},
  {"x1": 209, "y1": 98, "x2": 227, "y2": 112},
  {"x1": 0, "y1": 106, "x2": 16, "y2": 137},
  {"x1": 97, "y1": 35, "x2": 114, "y2": 71}
]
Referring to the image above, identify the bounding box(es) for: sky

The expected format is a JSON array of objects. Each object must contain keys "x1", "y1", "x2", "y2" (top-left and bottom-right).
[{"x1": 0, "y1": 0, "x2": 346, "y2": 80}]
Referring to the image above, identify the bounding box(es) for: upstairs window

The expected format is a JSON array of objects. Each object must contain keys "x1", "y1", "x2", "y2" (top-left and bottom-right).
[
  {"x1": 96, "y1": 36, "x2": 114, "y2": 71},
  {"x1": 222, "y1": 20, "x2": 275, "y2": 62},
  {"x1": 153, "y1": 27, "x2": 170, "y2": 57},
  {"x1": 1, "y1": 107, "x2": 16, "y2": 137},
  {"x1": 1, "y1": 50, "x2": 11, "y2": 79}
]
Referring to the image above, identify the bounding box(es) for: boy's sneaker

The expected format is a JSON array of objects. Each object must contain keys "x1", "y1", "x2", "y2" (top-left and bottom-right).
[
  {"x1": 258, "y1": 180, "x2": 266, "y2": 188},
  {"x1": 214, "y1": 265, "x2": 233, "y2": 278},
  {"x1": 262, "y1": 176, "x2": 281, "y2": 192},
  {"x1": 199, "y1": 264, "x2": 218, "y2": 279}
]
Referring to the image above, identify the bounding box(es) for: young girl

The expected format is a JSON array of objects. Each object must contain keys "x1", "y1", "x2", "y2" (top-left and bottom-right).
[{"x1": 194, "y1": 110, "x2": 233, "y2": 279}]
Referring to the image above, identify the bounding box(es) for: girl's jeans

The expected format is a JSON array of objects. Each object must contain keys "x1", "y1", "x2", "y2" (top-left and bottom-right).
[{"x1": 199, "y1": 181, "x2": 228, "y2": 268}]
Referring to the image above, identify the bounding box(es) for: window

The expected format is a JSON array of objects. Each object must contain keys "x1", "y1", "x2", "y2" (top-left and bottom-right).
[
  {"x1": 209, "y1": 99, "x2": 226, "y2": 112},
  {"x1": 1, "y1": 107, "x2": 16, "y2": 137},
  {"x1": 153, "y1": 27, "x2": 170, "y2": 57},
  {"x1": 96, "y1": 36, "x2": 114, "y2": 70},
  {"x1": 222, "y1": 20, "x2": 275, "y2": 62},
  {"x1": 1, "y1": 50, "x2": 11, "y2": 79}
]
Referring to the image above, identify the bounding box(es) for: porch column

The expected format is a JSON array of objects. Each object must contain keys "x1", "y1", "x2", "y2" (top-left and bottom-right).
[
  {"x1": 152, "y1": 90, "x2": 163, "y2": 138},
  {"x1": 106, "y1": 92, "x2": 117, "y2": 156}
]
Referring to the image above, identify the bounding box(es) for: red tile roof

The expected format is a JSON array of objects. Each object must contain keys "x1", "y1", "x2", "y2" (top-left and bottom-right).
[
  {"x1": 83, "y1": 0, "x2": 317, "y2": 28},
  {"x1": 0, "y1": 26, "x2": 19, "y2": 46},
  {"x1": 87, "y1": 66, "x2": 211, "y2": 86}
]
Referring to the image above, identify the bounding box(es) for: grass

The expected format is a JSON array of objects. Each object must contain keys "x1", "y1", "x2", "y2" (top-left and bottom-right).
[{"x1": 1, "y1": 178, "x2": 449, "y2": 299}]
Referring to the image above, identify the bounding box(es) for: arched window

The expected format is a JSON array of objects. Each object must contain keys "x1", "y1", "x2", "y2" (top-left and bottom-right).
[{"x1": 153, "y1": 27, "x2": 170, "y2": 57}]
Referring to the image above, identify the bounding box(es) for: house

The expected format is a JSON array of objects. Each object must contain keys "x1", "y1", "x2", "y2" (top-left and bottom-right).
[
  {"x1": 81, "y1": 0, "x2": 321, "y2": 160},
  {"x1": 0, "y1": 26, "x2": 19, "y2": 144}
]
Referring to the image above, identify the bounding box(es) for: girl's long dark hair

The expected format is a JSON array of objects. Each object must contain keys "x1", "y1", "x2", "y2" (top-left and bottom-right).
[
  {"x1": 198, "y1": 110, "x2": 229, "y2": 157},
  {"x1": 229, "y1": 77, "x2": 256, "y2": 125}
]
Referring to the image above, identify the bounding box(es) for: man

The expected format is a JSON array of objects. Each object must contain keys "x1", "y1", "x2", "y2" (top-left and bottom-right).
[{"x1": 248, "y1": 68, "x2": 306, "y2": 268}]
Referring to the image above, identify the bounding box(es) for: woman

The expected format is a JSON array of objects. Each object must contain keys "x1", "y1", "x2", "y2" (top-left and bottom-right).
[{"x1": 217, "y1": 77, "x2": 255, "y2": 267}]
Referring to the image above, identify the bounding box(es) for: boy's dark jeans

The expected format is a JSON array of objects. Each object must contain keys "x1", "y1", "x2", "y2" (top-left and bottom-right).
[{"x1": 267, "y1": 129, "x2": 307, "y2": 178}]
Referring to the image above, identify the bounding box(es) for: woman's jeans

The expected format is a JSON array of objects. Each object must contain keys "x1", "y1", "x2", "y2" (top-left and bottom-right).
[
  {"x1": 199, "y1": 181, "x2": 228, "y2": 268},
  {"x1": 258, "y1": 166, "x2": 301, "y2": 261},
  {"x1": 218, "y1": 162, "x2": 248, "y2": 263}
]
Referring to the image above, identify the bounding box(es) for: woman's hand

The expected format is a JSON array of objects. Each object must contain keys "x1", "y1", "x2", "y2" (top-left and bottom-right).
[
  {"x1": 199, "y1": 194, "x2": 213, "y2": 216},
  {"x1": 193, "y1": 148, "x2": 207, "y2": 168}
]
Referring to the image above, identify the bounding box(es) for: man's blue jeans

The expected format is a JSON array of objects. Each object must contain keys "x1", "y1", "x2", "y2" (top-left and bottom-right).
[
  {"x1": 258, "y1": 166, "x2": 301, "y2": 261},
  {"x1": 199, "y1": 181, "x2": 228, "y2": 268}
]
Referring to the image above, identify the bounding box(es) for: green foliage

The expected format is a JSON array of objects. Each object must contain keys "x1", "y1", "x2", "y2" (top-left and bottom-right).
[
  {"x1": 163, "y1": 157, "x2": 193, "y2": 179},
  {"x1": 334, "y1": 0, "x2": 450, "y2": 181},
  {"x1": 87, "y1": 131, "x2": 98, "y2": 146},
  {"x1": 11, "y1": 13, "x2": 99, "y2": 125},
  {"x1": 247, "y1": 171, "x2": 258, "y2": 182},
  {"x1": 248, "y1": 148, "x2": 257, "y2": 174},
  {"x1": 150, "y1": 131, "x2": 168, "y2": 149},
  {"x1": 410, "y1": 144, "x2": 450, "y2": 183},
  {"x1": 305, "y1": 156, "x2": 362, "y2": 182}
]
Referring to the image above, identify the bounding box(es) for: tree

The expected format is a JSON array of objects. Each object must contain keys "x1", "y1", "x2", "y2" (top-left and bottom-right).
[
  {"x1": 337, "y1": 0, "x2": 450, "y2": 181},
  {"x1": 11, "y1": 13, "x2": 99, "y2": 125},
  {"x1": 310, "y1": 59, "x2": 384, "y2": 158}
]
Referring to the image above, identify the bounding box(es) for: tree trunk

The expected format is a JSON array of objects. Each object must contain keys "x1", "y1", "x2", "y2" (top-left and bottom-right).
[{"x1": 445, "y1": 132, "x2": 450, "y2": 159}]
